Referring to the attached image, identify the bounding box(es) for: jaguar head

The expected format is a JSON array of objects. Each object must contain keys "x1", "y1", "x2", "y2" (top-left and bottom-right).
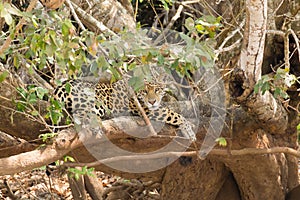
[{"x1": 139, "y1": 82, "x2": 166, "y2": 110}]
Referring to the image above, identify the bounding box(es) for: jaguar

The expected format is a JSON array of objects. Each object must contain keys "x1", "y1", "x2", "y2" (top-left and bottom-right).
[{"x1": 53, "y1": 78, "x2": 196, "y2": 141}]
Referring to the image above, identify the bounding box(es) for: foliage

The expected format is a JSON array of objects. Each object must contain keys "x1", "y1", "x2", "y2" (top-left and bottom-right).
[
  {"x1": 68, "y1": 166, "x2": 95, "y2": 180},
  {"x1": 39, "y1": 132, "x2": 58, "y2": 142},
  {"x1": 0, "y1": 2, "x2": 218, "y2": 126},
  {"x1": 15, "y1": 85, "x2": 49, "y2": 116},
  {"x1": 185, "y1": 16, "x2": 222, "y2": 38},
  {"x1": 12, "y1": 11, "x2": 90, "y2": 75},
  {"x1": 0, "y1": 2, "x2": 22, "y2": 26},
  {"x1": 254, "y1": 68, "x2": 297, "y2": 99}
]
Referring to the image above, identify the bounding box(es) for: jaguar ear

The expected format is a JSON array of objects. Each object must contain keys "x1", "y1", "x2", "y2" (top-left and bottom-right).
[{"x1": 144, "y1": 84, "x2": 149, "y2": 91}]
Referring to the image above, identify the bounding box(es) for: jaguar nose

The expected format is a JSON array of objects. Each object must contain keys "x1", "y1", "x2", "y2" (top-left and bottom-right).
[{"x1": 148, "y1": 99, "x2": 156, "y2": 105}]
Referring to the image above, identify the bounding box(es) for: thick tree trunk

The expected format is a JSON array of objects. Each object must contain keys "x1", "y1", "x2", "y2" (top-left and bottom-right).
[
  {"x1": 158, "y1": 108, "x2": 298, "y2": 199},
  {"x1": 161, "y1": 158, "x2": 228, "y2": 200}
]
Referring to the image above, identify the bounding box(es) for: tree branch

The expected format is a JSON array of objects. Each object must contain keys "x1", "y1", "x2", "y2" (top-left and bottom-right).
[
  {"x1": 70, "y1": 0, "x2": 135, "y2": 33},
  {"x1": 236, "y1": 0, "x2": 288, "y2": 134},
  {"x1": 239, "y1": 0, "x2": 267, "y2": 97},
  {"x1": 0, "y1": 129, "x2": 81, "y2": 175},
  {"x1": 65, "y1": 146, "x2": 300, "y2": 168}
]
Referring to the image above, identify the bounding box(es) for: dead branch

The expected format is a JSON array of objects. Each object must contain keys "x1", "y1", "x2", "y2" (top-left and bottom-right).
[
  {"x1": 0, "y1": 129, "x2": 80, "y2": 175},
  {"x1": 68, "y1": 1, "x2": 117, "y2": 35},
  {"x1": 153, "y1": 5, "x2": 184, "y2": 45},
  {"x1": 3, "y1": 179, "x2": 18, "y2": 200},
  {"x1": 65, "y1": 0, "x2": 86, "y2": 31},
  {"x1": 0, "y1": 140, "x2": 37, "y2": 158},
  {"x1": 69, "y1": 0, "x2": 135, "y2": 33}
]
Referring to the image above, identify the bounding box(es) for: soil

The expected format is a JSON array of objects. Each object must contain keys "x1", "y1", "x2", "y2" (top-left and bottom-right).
[
  {"x1": 1, "y1": 160, "x2": 299, "y2": 199},
  {"x1": 0, "y1": 167, "x2": 160, "y2": 199}
]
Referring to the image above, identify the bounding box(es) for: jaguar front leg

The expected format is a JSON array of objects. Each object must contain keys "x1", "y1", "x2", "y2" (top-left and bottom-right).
[{"x1": 147, "y1": 108, "x2": 196, "y2": 141}]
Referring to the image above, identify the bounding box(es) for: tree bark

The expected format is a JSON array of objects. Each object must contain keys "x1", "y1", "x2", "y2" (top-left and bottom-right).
[{"x1": 161, "y1": 158, "x2": 228, "y2": 200}]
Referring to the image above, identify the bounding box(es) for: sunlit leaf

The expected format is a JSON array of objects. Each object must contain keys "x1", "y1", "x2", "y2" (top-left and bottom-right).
[
  {"x1": 216, "y1": 137, "x2": 227, "y2": 147},
  {"x1": 1, "y1": 8, "x2": 13, "y2": 25},
  {"x1": 64, "y1": 155, "x2": 75, "y2": 162},
  {"x1": 0, "y1": 70, "x2": 9, "y2": 83},
  {"x1": 4, "y1": 3, "x2": 22, "y2": 16}
]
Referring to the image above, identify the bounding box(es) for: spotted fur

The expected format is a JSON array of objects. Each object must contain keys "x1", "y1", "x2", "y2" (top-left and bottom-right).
[{"x1": 53, "y1": 79, "x2": 196, "y2": 140}]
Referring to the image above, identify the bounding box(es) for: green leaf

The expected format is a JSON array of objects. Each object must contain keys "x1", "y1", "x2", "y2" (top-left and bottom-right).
[
  {"x1": 64, "y1": 155, "x2": 75, "y2": 162},
  {"x1": 254, "y1": 83, "x2": 260, "y2": 93},
  {"x1": 185, "y1": 17, "x2": 195, "y2": 31},
  {"x1": 179, "y1": 33, "x2": 194, "y2": 46},
  {"x1": 61, "y1": 20, "x2": 74, "y2": 37},
  {"x1": 128, "y1": 76, "x2": 144, "y2": 91},
  {"x1": 16, "y1": 87, "x2": 28, "y2": 100},
  {"x1": 31, "y1": 15, "x2": 39, "y2": 28},
  {"x1": 66, "y1": 116, "x2": 72, "y2": 125},
  {"x1": 90, "y1": 61, "x2": 99, "y2": 74},
  {"x1": 39, "y1": 166, "x2": 47, "y2": 170},
  {"x1": 195, "y1": 24, "x2": 205, "y2": 33},
  {"x1": 97, "y1": 55, "x2": 110, "y2": 71},
  {"x1": 55, "y1": 79, "x2": 63, "y2": 87},
  {"x1": 28, "y1": 92, "x2": 37, "y2": 104},
  {"x1": 36, "y1": 87, "x2": 49, "y2": 99},
  {"x1": 65, "y1": 82, "x2": 71, "y2": 94},
  {"x1": 109, "y1": 67, "x2": 121, "y2": 82},
  {"x1": 86, "y1": 168, "x2": 95, "y2": 177},
  {"x1": 0, "y1": 70, "x2": 9, "y2": 83},
  {"x1": 16, "y1": 102, "x2": 26, "y2": 112},
  {"x1": 261, "y1": 82, "x2": 270, "y2": 95},
  {"x1": 38, "y1": 132, "x2": 58, "y2": 142},
  {"x1": 31, "y1": 110, "x2": 39, "y2": 116},
  {"x1": 13, "y1": 55, "x2": 21, "y2": 69},
  {"x1": 74, "y1": 173, "x2": 80, "y2": 180},
  {"x1": 274, "y1": 87, "x2": 289, "y2": 99},
  {"x1": 157, "y1": 54, "x2": 165, "y2": 65},
  {"x1": 50, "y1": 110, "x2": 63, "y2": 125},
  {"x1": 215, "y1": 137, "x2": 227, "y2": 147}
]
